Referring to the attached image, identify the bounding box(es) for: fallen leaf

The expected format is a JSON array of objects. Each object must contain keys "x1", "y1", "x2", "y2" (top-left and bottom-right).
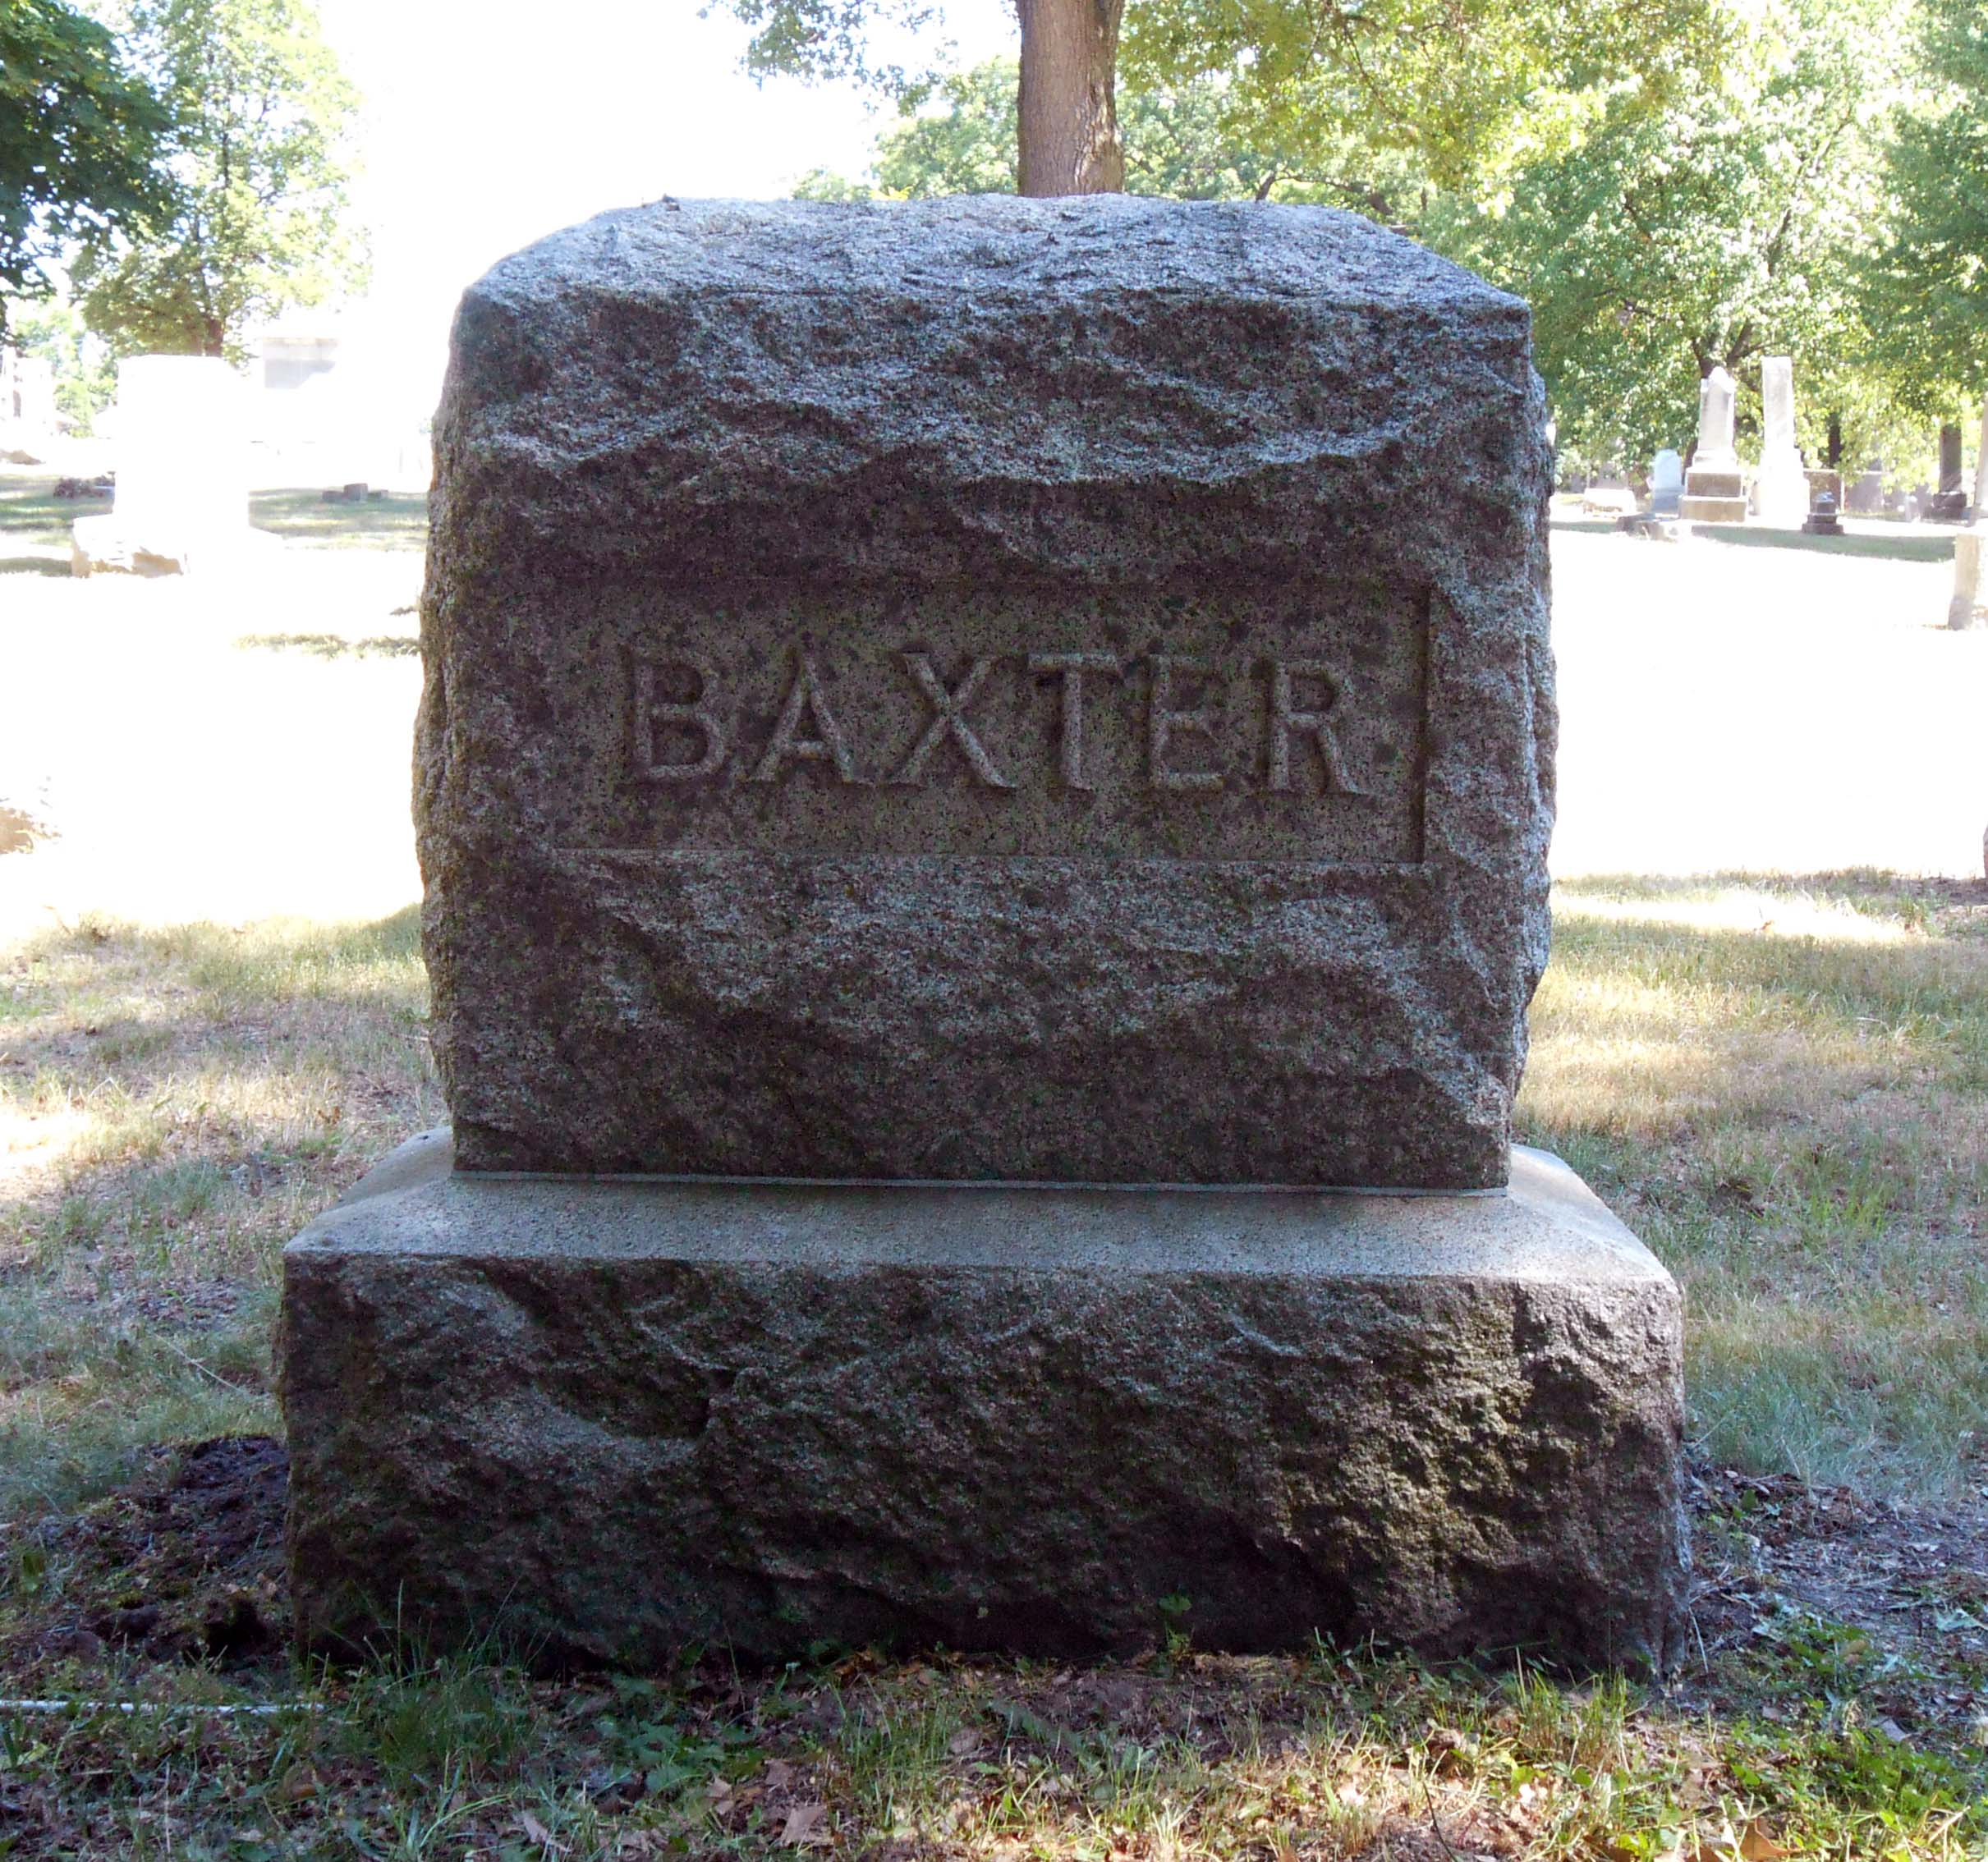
[
  {"x1": 277, "y1": 1763, "x2": 320, "y2": 1803},
  {"x1": 1739, "y1": 1822, "x2": 1787, "y2": 1861},
  {"x1": 1875, "y1": 1718, "x2": 1911, "y2": 1744},
  {"x1": 948, "y1": 1726, "x2": 984, "y2": 1758},
  {"x1": 1279, "y1": 1841, "x2": 1301, "y2": 1862},
  {"x1": 519, "y1": 1809, "x2": 569, "y2": 1854},
  {"x1": 782, "y1": 1802, "x2": 830, "y2": 1846},
  {"x1": 764, "y1": 1759, "x2": 797, "y2": 1790}
]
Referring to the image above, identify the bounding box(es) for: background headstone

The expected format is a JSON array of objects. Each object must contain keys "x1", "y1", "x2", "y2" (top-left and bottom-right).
[
  {"x1": 1846, "y1": 467, "x2": 1885, "y2": 515},
  {"x1": 1931, "y1": 423, "x2": 1968, "y2": 521},
  {"x1": 0, "y1": 351, "x2": 57, "y2": 461},
  {"x1": 1953, "y1": 534, "x2": 1982, "y2": 629},
  {"x1": 1682, "y1": 367, "x2": 1747, "y2": 521},
  {"x1": 1973, "y1": 397, "x2": 1988, "y2": 520},
  {"x1": 1695, "y1": 365, "x2": 1739, "y2": 467},
  {"x1": 71, "y1": 356, "x2": 269, "y2": 576},
  {"x1": 1650, "y1": 447, "x2": 1684, "y2": 516},
  {"x1": 1755, "y1": 356, "x2": 1808, "y2": 527}
]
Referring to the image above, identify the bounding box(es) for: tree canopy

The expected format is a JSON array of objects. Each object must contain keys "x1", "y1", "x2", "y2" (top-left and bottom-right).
[
  {"x1": 796, "y1": 58, "x2": 1382, "y2": 204},
  {"x1": 69, "y1": 0, "x2": 365, "y2": 359},
  {"x1": 727, "y1": 0, "x2": 1726, "y2": 204},
  {"x1": 0, "y1": 0, "x2": 170, "y2": 333},
  {"x1": 1436, "y1": 0, "x2": 1915, "y2": 466},
  {"x1": 1859, "y1": 0, "x2": 1988, "y2": 415},
  {"x1": 775, "y1": 0, "x2": 1970, "y2": 473}
]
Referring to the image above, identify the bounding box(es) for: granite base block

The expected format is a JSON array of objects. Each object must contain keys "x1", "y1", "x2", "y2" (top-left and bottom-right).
[
  {"x1": 1679, "y1": 497, "x2": 1749, "y2": 524},
  {"x1": 281, "y1": 1134, "x2": 1687, "y2": 1672}
]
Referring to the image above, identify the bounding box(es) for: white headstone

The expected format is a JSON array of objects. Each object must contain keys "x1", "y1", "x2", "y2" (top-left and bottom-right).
[
  {"x1": 1695, "y1": 366, "x2": 1738, "y2": 469},
  {"x1": 1650, "y1": 448, "x2": 1683, "y2": 516},
  {"x1": 1974, "y1": 394, "x2": 1987, "y2": 513},
  {"x1": 71, "y1": 355, "x2": 267, "y2": 575},
  {"x1": 1756, "y1": 355, "x2": 1807, "y2": 527}
]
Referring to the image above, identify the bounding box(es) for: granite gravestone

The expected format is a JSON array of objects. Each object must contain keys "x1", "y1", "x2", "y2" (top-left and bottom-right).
[
  {"x1": 1931, "y1": 424, "x2": 1967, "y2": 521},
  {"x1": 1681, "y1": 365, "x2": 1747, "y2": 522},
  {"x1": 282, "y1": 198, "x2": 1687, "y2": 1671}
]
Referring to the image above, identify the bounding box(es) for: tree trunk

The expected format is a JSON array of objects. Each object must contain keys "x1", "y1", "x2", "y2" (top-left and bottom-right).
[{"x1": 1016, "y1": 0, "x2": 1124, "y2": 196}]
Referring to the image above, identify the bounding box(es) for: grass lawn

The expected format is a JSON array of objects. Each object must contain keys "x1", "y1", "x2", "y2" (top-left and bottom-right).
[{"x1": 2, "y1": 475, "x2": 1986, "y2": 1855}]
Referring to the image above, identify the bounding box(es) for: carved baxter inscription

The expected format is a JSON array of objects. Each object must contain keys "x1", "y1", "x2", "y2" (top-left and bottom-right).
[
  {"x1": 417, "y1": 195, "x2": 1555, "y2": 1186},
  {"x1": 564, "y1": 585, "x2": 1426, "y2": 862}
]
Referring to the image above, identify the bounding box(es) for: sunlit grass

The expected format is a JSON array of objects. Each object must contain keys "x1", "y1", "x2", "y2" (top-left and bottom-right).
[
  {"x1": 0, "y1": 909, "x2": 437, "y2": 1515},
  {"x1": 1522, "y1": 873, "x2": 1988, "y2": 1498}
]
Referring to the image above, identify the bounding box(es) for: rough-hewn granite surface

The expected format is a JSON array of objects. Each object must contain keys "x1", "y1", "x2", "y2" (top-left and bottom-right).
[
  {"x1": 283, "y1": 1133, "x2": 1686, "y2": 1671},
  {"x1": 417, "y1": 195, "x2": 1555, "y2": 1188}
]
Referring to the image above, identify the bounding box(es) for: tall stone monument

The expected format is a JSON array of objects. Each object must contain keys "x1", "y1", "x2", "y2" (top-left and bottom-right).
[
  {"x1": 1931, "y1": 423, "x2": 1968, "y2": 521},
  {"x1": 282, "y1": 199, "x2": 1686, "y2": 1671},
  {"x1": 1681, "y1": 365, "x2": 1747, "y2": 522},
  {"x1": 1754, "y1": 356, "x2": 1808, "y2": 528},
  {"x1": 71, "y1": 355, "x2": 269, "y2": 576}
]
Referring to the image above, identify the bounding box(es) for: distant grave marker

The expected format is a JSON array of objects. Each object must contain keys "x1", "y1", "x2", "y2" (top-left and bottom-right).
[
  {"x1": 71, "y1": 356, "x2": 273, "y2": 577},
  {"x1": 1681, "y1": 366, "x2": 1747, "y2": 523}
]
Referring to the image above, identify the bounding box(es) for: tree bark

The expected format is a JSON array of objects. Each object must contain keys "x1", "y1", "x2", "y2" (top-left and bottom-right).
[{"x1": 1016, "y1": 0, "x2": 1124, "y2": 196}]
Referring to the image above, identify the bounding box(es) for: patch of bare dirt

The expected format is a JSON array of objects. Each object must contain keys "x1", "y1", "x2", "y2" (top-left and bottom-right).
[
  {"x1": 6, "y1": 1435, "x2": 289, "y2": 1683},
  {"x1": 1678, "y1": 1464, "x2": 1988, "y2": 1750}
]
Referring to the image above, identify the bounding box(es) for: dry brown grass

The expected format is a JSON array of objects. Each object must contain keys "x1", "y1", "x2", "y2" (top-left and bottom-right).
[{"x1": 1523, "y1": 874, "x2": 1988, "y2": 1497}]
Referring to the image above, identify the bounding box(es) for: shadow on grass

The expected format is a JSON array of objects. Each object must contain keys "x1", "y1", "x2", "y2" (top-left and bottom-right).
[
  {"x1": 0, "y1": 473, "x2": 107, "y2": 548},
  {"x1": 250, "y1": 486, "x2": 427, "y2": 549},
  {"x1": 0, "y1": 906, "x2": 434, "y2": 1519},
  {"x1": 1694, "y1": 523, "x2": 1956, "y2": 562}
]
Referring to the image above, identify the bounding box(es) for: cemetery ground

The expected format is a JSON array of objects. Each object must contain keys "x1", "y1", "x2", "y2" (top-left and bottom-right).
[{"x1": 1, "y1": 466, "x2": 1986, "y2": 1855}]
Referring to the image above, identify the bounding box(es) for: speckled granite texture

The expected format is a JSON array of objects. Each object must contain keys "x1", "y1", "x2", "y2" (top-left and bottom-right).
[
  {"x1": 416, "y1": 195, "x2": 1556, "y2": 1187},
  {"x1": 284, "y1": 1135, "x2": 1686, "y2": 1671}
]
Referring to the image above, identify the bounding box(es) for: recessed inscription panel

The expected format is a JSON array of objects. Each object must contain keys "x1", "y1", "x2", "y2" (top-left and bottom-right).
[{"x1": 547, "y1": 582, "x2": 1429, "y2": 863}]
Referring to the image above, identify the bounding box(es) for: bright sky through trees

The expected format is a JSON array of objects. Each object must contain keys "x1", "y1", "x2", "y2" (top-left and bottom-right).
[{"x1": 302, "y1": 0, "x2": 1018, "y2": 419}]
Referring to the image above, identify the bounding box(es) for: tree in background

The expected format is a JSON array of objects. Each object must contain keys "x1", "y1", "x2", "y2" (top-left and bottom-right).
[
  {"x1": 71, "y1": 0, "x2": 365, "y2": 359},
  {"x1": 1861, "y1": 0, "x2": 1988, "y2": 424},
  {"x1": 794, "y1": 56, "x2": 1426, "y2": 209},
  {"x1": 728, "y1": 0, "x2": 1126, "y2": 194},
  {"x1": 4, "y1": 296, "x2": 116, "y2": 432},
  {"x1": 726, "y1": 0, "x2": 1720, "y2": 202},
  {"x1": 0, "y1": 0, "x2": 169, "y2": 339},
  {"x1": 1121, "y1": 0, "x2": 1719, "y2": 209},
  {"x1": 1422, "y1": 0, "x2": 1913, "y2": 469}
]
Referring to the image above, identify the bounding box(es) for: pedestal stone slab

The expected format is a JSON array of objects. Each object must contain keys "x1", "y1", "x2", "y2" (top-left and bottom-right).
[
  {"x1": 283, "y1": 1133, "x2": 1687, "y2": 1671},
  {"x1": 419, "y1": 196, "x2": 1555, "y2": 1190}
]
